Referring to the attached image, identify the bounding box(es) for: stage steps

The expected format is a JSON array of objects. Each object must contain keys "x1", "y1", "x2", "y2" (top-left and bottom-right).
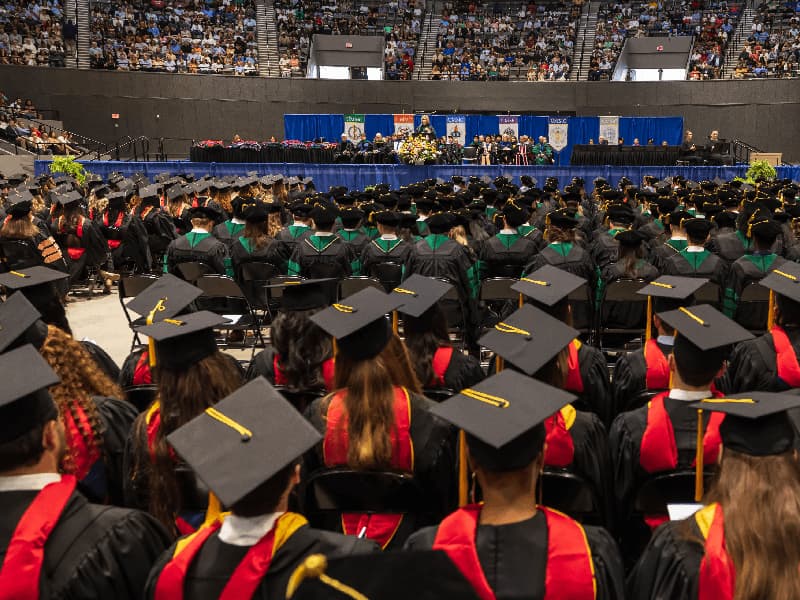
[
  {"x1": 75, "y1": 0, "x2": 90, "y2": 69},
  {"x1": 257, "y1": 0, "x2": 279, "y2": 77},
  {"x1": 415, "y1": 0, "x2": 439, "y2": 80},
  {"x1": 722, "y1": 7, "x2": 755, "y2": 78},
  {"x1": 575, "y1": 1, "x2": 598, "y2": 80}
]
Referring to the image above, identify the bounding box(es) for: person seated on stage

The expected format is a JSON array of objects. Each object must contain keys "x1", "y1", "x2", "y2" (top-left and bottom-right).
[
  {"x1": 125, "y1": 311, "x2": 244, "y2": 535},
  {"x1": 246, "y1": 280, "x2": 335, "y2": 397},
  {"x1": 95, "y1": 190, "x2": 151, "y2": 273},
  {"x1": 627, "y1": 393, "x2": 800, "y2": 600},
  {"x1": 144, "y1": 377, "x2": 378, "y2": 600},
  {"x1": 649, "y1": 208, "x2": 693, "y2": 271},
  {"x1": 610, "y1": 304, "x2": 753, "y2": 559},
  {"x1": 135, "y1": 184, "x2": 178, "y2": 263},
  {"x1": 679, "y1": 130, "x2": 703, "y2": 165},
  {"x1": 525, "y1": 209, "x2": 596, "y2": 285},
  {"x1": 612, "y1": 276, "x2": 709, "y2": 415},
  {"x1": 287, "y1": 203, "x2": 354, "y2": 279},
  {"x1": 303, "y1": 288, "x2": 457, "y2": 550},
  {"x1": 722, "y1": 213, "x2": 786, "y2": 318},
  {"x1": 336, "y1": 207, "x2": 368, "y2": 274},
  {"x1": 355, "y1": 132, "x2": 373, "y2": 154},
  {"x1": 600, "y1": 229, "x2": 660, "y2": 285},
  {"x1": 165, "y1": 205, "x2": 230, "y2": 276},
  {"x1": 360, "y1": 210, "x2": 415, "y2": 280},
  {"x1": 479, "y1": 199, "x2": 539, "y2": 279},
  {"x1": 229, "y1": 201, "x2": 285, "y2": 280},
  {"x1": 394, "y1": 275, "x2": 485, "y2": 394},
  {"x1": 334, "y1": 133, "x2": 355, "y2": 163},
  {"x1": 590, "y1": 200, "x2": 635, "y2": 269},
  {"x1": 52, "y1": 190, "x2": 111, "y2": 288},
  {"x1": 404, "y1": 370, "x2": 624, "y2": 600},
  {"x1": 211, "y1": 195, "x2": 248, "y2": 249},
  {"x1": 0, "y1": 346, "x2": 171, "y2": 600},
  {"x1": 663, "y1": 217, "x2": 728, "y2": 286}
]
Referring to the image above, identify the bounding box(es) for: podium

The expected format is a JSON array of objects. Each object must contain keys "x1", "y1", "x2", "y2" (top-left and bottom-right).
[{"x1": 751, "y1": 152, "x2": 782, "y2": 166}]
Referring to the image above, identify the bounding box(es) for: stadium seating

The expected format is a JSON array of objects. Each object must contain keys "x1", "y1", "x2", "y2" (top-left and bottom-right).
[{"x1": 0, "y1": 0, "x2": 67, "y2": 67}]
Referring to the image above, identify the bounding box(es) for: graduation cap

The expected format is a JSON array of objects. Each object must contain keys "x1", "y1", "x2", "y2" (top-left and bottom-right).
[
  {"x1": 0, "y1": 345, "x2": 60, "y2": 444},
  {"x1": 287, "y1": 551, "x2": 481, "y2": 600},
  {"x1": 391, "y1": 274, "x2": 454, "y2": 318},
  {"x1": 615, "y1": 229, "x2": 647, "y2": 248},
  {"x1": 166, "y1": 185, "x2": 185, "y2": 201},
  {"x1": 513, "y1": 264, "x2": 586, "y2": 308},
  {"x1": 55, "y1": 190, "x2": 82, "y2": 205},
  {"x1": 637, "y1": 275, "x2": 709, "y2": 340},
  {"x1": 656, "y1": 303, "x2": 754, "y2": 351},
  {"x1": 310, "y1": 287, "x2": 402, "y2": 361},
  {"x1": 431, "y1": 370, "x2": 576, "y2": 473},
  {"x1": 167, "y1": 377, "x2": 322, "y2": 509},
  {"x1": 478, "y1": 304, "x2": 579, "y2": 375},
  {"x1": 0, "y1": 293, "x2": 48, "y2": 353},
  {"x1": 5, "y1": 189, "x2": 33, "y2": 216},
  {"x1": 135, "y1": 311, "x2": 228, "y2": 369},
  {"x1": 266, "y1": 279, "x2": 335, "y2": 312},
  {"x1": 753, "y1": 262, "x2": 800, "y2": 329},
  {"x1": 126, "y1": 273, "x2": 202, "y2": 322},
  {"x1": 0, "y1": 266, "x2": 68, "y2": 311},
  {"x1": 188, "y1": 205, "x2": 222, "y2": 222}
]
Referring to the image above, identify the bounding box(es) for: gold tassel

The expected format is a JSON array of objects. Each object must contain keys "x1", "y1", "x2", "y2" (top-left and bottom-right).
[
  {"x1": 519, "y1": 292, "x2": 524, "y2": 309},
  {"x1": 458, "y1": 430, "x2": 468, "y2": 507},
  {"x1": 768, "y1": 290, "x2": 776, "y2": 331},
  {"x1": 332, "y1": 337, "x2": 337, "y2": 359},
  {"x1": 645, "y1": 295, "x2": 653, "y2": 342},
  {"x1": 496, "y1": 356, "x2": 505, "y2": 372},
  {"x1": 695, "y1": 409, "x2": 704, "y2": 502},
  {"x1": 286, "y1": 554, "x2": 368, "y2": 600},
  {"x1": 392, "y1": 310, "x2": 399, "y2": 334}
]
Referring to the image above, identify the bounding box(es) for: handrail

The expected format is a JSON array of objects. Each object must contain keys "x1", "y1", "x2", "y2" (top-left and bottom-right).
[{"x1": 3, "y1": 108, "x2": 106, "y2": 150}]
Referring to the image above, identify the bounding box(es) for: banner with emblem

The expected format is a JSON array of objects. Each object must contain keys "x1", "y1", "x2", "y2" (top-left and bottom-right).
[
  {"x1": 344, "y1": 114, "x2": 365, "y2": 142},
  {"x1": 548, "y1": 117, "x2": 569, "y2": 152},
  {"x1": 446, "y1": 115, "x2": 466, "y2": 146},
  {"x1": 599, "y1": 116, "x2": 619, "y2": 145},
  {"x1": 393, "y1": 114, "x2": 414, "y2": 138},
  {"x1": 498, "y1": 115, "x2": 519, "y2": 139}
]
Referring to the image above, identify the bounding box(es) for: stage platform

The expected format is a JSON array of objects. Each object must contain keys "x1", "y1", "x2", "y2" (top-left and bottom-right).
[{"x1": 35, "y1": 161, "x2": 800, "y2": 192}]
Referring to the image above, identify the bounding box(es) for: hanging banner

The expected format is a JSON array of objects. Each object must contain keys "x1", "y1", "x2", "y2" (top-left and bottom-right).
[
  {"x1": 344, "y1": 114, "x2": 365, "y2": 141},
  {"x1": 393, "y1": 114, "x2": 414, "y2": 137},
  {"x1": 548, "y1": 117, "x2": 569, "y2": 152},
  {"x1": 498, "y1": 115, "x2": 519, "y2": 139},
  {"x1": 446, "y1": 115, "x2": 466, "y2": 145},
  {"x1": 599, "y1": 116, "x2": 619, "y2": 145}
]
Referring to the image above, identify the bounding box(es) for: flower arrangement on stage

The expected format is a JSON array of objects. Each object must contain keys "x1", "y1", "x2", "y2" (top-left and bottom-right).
[{"x1": 398, "y1": 135, "x2": 441, "y2": 165}]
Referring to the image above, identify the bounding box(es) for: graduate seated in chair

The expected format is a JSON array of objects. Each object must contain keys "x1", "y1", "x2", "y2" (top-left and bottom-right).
[{"x1": 165, "y1": 205, "x2": 230, "y2": 276}]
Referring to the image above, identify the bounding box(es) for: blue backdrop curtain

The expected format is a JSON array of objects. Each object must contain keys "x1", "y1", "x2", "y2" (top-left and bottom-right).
[
  {"x1": 364, "y1": 114, "x2": 395, "y2": 139},
  {"x1": 618, "y1": 117, "x2": 683, "y2": 146},
  {"x1": 283, "y1": 114, "x2": 345, "y2": 142}
]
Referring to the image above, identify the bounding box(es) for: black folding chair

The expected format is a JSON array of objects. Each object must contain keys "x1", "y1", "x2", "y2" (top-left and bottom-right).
[
  {"x1": 369, "y1": 262, "x2": 404, "y2": 292},
  {"x1": 568, "y1": 282, "x2": 595, "y2": 343},
  {"x1": 597, "y1": 278, "x2": 648, "y2": 359},
  {"x1": 272, "y1": 385, "x2": 327, "y2": 415},
  {"x1": 694, "y1": 281, "x2": 722, "y2": 311},
  {"x1": 118, "y1": 274, "x2": 159, "y2": 351},
  {"x1": 338, "y1": 276, "x2": 384, "y2": 299},
  {"x1": 436, "y1": 277, "x2": 467, "y2": 349},
  {"x1": 175, "y1": 261, "x2": 215, "y2": 285},
  {"x1": 422, "y1": 388, "x2": 457, "y2": 402},
  {"x1": 735, "y1": 281, "x2": 770, "y2": 334},
  {"x1": 237, "y1": 261, "x2": 279, "y2": 317},
  {"x1": 634, "y1": 471, "x2": 713, "y2": 516},
  {"x1": 540, "y1": 468, "x2": 604, "y2": 525},
  {"x1": 123, "y1": 384, "x2": 158, "y2": 414}
]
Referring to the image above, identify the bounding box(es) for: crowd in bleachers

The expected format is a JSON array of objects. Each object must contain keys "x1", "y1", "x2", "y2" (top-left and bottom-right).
[
  {"x1": 731, "y1": 0, "x2": 800, "y2": 78},
  {"x1": 429, "y1": 0, "x2": 577, "y2": 81},
  {"x1": 0, "y1": 0, "x2": 69, "y2": 67},
  {"x1": 684, "y1": 1, "x2": 741, "y2": 79},
  {"x1": 88, "y1": 0, "x2": 259, "y2": 75},
  {"x1": 274, "y1": 0, "x2": 423, "y2": 78}
]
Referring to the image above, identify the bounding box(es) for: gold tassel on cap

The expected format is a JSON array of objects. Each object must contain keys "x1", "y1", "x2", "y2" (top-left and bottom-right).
[
  {"x1": 768, "y1": 290, "x2": 776, "y2": 331},
  {"x1": 645, "y1": 295, "x2": 653, "y2": 341},
  {"x1": 695, "y1": 409, "x2": 704, "y2": 502},
  {"x1": 146, "y1": 298, "x2": 167, "y2": 367},
  {"x1": 286, "y1": 554, "x2": 368, "y2": 600},
  {"x1": 458, "y1": 430, "x2": 468, "y2": 507}
]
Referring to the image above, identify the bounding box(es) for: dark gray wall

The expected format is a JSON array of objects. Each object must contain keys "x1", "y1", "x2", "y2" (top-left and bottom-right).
[{"x1": 4, "y1": 65, "x2": 799, "y2": 162}]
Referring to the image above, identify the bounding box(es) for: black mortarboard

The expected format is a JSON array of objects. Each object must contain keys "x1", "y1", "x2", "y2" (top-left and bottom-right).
[
  {"x1": 374, "y1": 211, "x2": 400, "y2": 227},
  {"x1": 167, "y1": 377, "x2": 322, "y2": 508},
  {"x1": 615, "y1": 229, "x2": 647, "y2": 247},
  {"x1": 391, "y1": 274, "x2": 453, "y2": 317},
  {"x1": 55, "y1": 190, "x2": 82, "y2": 205},
  {"x1": 241, "y1": 201, "x2": 268, "y2": 222},
  {"x1": 310, "y1": 204, "x2": 338, "y2": 227},
  {"x1": 0, "y1": 267, "x2": 68, "y2": 311},
  {"x1": 310, "y1": 287, "x2": 401, "y2": 361},
  {"x1": 478, "y1": 304, "x2": 579, "y2": 375},
  {"x1": 656, "y1": 303, "x2": 754, "y2": 351},
  {"x1": 684, "y1": 218, "x2": 714, "y2": 240},
  {"x1": 759, "y1": 261, "x2": 800, "y2": 304},
  {"x1": 188, "y1": 205, "x2": 222, "y2": 222},
  {"x1": 638, "y1": 275, "x2": 708, "y2": 301},
  {"x1": 5, "y1": 189, "x2": 33, "y2": 215},
  {"x1": 513, "y1": 264, "x2": 585, "y2": 307},
  {"x1": 431, "y1": 370, "x2": 575, "y2": 471},
  {"x1": 0, "y1": 345, "x2": 60, "y2": 444},
  {"x1": 166, "y1": 185, "x2": 185, "y2": 201},
  {"x1": 138, "y1": 184, "x2": 161, "y2": 202},
  {"x1": 106, "y1": 191, "x2": 128, "y2": 210},
  {"x1": 547, "y1": 209, "x2": 578, "y2": 229},
  {"x1": 0, "y1": 293, "x2": 47, "y2": 353},
  {"x1": 126, "y1": 273, "x2": 202, "y2": 321},
  {"x1": 265, "y1": 279, "x2": 335, "y2": 311},
  {"x1": 338, "y1": 208, "x2": 364, "y2": 228},
  {"x1": 606, "y1": 204, "x2": 635, "y2": 224},
  {"x1": 135, "y1": 311, "x2": 227, "y2": 369},
  {"x1": 689, "y1": 392, "x2": 800, "y2": 456},
  {"x1": 425, "y1": 212, "x2": 455, "y2": 234},
  {"x1": 289, "y1": 201, "x2": 313, "y2": 217}
]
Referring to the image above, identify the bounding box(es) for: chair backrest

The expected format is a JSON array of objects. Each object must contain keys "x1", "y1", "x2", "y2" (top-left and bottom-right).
[
  {"x1": 370, "y1": 261, "x2": 403, "y2": 292},
  {"x1": 735, "y1": 281, "x2": 770, "y2": 332},
  {"x1": 267, "y1": 275, "x2": 302, "y2": 301},
  {"x1": 463, "y1": 146, "x2": 477, "y2": 159},
  {"x1": 634, "y1": 471, "x2": 712, "y2": 515},
  {"x1": 308, "y1": 261, "x2": 346, "y2": 280},
  {"x1": 119, "y1": 274, "x2": 159, "y2": 300},
  {"x1": 302, "y1": 468, "x2": 428, "y2": 515},
  {"x1": 479, "y1": 277, "x2": 518, "y2": 301},
  {"x1": 123, "y1": 385, "x2": 158, "y2": 414},
  {"x1": 339, "y1": 276, "x2": 384, "y2": 299},
  {"x1": 568, "y1": 282, "x2": 594, "y2": 333},
  {"x1": 238, "y1": 261, "x2": 278, "y2": 309},
  {"x1": 176, "y1": 261, "x2": 215, "y2": 284},
  {"x1": 600, "y1": 278, "x2": 648, "y2": 331},
  {"x1": 196, "y1": 274, "x2": 246, "y2": 299},
  {"x1": 0, "y1": 239, "x2": 42, "y2": 270},
  {"x1": 273, "y1": 385, "x2": 327, "y2": 414},
  {"x1": 422, "y1": 388, "x2": 457, "y2": 402},
  {"x1": 540, "y1": 469, "x2": 600, "y2": 522},
  {"x1": 694, "y1": 281, "x2": 722, "y2": 309}
]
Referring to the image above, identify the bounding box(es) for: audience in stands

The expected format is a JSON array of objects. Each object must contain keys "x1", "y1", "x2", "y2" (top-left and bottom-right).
[
  {"x1": 733, "y1": 2, "x2": 799, "y2": 78},
  {"x1": 88, "y1": 0, "x2": 259, "y2": 75},
  {"x1": 684, "y1": 2, "x2": 741, "y2": 79},
  {"x1": 0, "y1": 0, "x2": 67, "y2": 67}
]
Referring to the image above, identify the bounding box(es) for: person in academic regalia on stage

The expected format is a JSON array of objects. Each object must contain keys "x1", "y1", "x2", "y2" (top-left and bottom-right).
[
  {"x1": 627, "y1": 393, "x2": 800, "y2": 600},
  {"x1": 125, "y1": 308, "x2": 244, "y2": 535},
  {"x1": 165, "y1": 205, "x2": 230, "y2": 276},
  {"x1": 302, "y1": 288, "x2": 457, "y2": 551},
  {"x1": 144, "y1": 377, "x2": 378, "y2": 600},
  {"x1": 404, "y1": 370, "x2": 624, "y2": 600},
  {"x1": 479, "y1": 199, "x2": 539, "y2": 279},
  {"x1": 0, "y1": 345, "x2": 170, "y2": 599},
  {"x1": 612, "y1": 276, "x2": 709, "y2": 414},
  {"x1": 392, "y1": 275, "x2": 485, "y2": 394},
  {"x1": 287, "y1": 204, "x2": 354, "y2": 279},
  {"x1": 610, "y1": 304, "x2": 753, "y2": 561},
  {"x1": 663, "y1": 217, "x2": 728, "y2": 286}
]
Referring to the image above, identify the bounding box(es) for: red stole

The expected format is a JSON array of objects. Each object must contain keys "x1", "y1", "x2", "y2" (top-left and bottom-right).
[
  {"x1": 0, "y1": 476, "x2": 77, "y2": 600},
  {"x1": 103, "y1": 210, "x2": 125, "y2": 250},
  {"x1": 544, "y1": 406, "x2": 576, "y2": 468},
  {"x1": 133, "y1": 350, "x2": 152, "y2": 385},
  {"x1": 61, "y1": 402, "x2": 101, "y2": 481},
  {"x1": 145, "y1": 401, "x2": 176, "y2": 464},
  {"x1": 432, "y1": 504, "x2": 597, "y2": 600},
  {"x1": 696, "y1": 503, "x2": 735, "y2": 600},
  {"x1": 430, "y1": 346, "x2": 454, "y2": 387},
  {"x1": 272, "y1": 355, "x2": 335, "y2": 391},
  {"x1": 771, "y1": 326, "x2": 800, "y2": 387},
  {"x1": 65, "y1": 218, "x2": 86, "y2": 261},
  {"x1": 643, "y1": 339, "x2": 670, "y2": 390},
  {"x1": 322, "y1": 387, "x2": 413, "y2": 548},
  {"x1": 565, "y1": 340, "x2": 585, "y2": 393}
]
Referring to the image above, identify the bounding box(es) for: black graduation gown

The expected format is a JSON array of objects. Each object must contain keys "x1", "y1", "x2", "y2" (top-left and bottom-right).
[
  {"x1": 138, "y1": 207, "x2": 178, "y2": 256},
  {"x1": 589, "y1": 230, "x2": 622, "y2": 269},
  {"x1": 360, "y1": 237, "x2": 415, "y2": 279},
  {"x1": 612, "y1": 341, "x2": 673, "y2": 414},
  {"x1": 303, "y1": 391, "x2": 457, "y2": 549},
  {"x1": 479, "y1": 233, "x2": 539, "y2": 279},
  {"x1": 517, "y1": 224, "x2": 547, "y2": 252},
  {"x1": 722, "y1": 253, "x2": 786, "y2": 318},
  {"x1": 0, "y1": 231, "x2": 70, "y2": 274},
  {"x1": 95, "y1": 210, "x2": 152, "y2": 272},
  {"x1": 274, "y1": 225, "x2": 311, "y2": 272},
  {"x1": 663, "y1": 248, "x2": 728, "y2": 287},
  {"x1": 0, "y1": 487, "x2": 170, "y2": 599},
  {"x1": 719, "y1": 327, "x2": 800, "y2": 394},
  {"x1": 423, "y1": 347, "x2": 485, "y2": 392},
  {"x1": 166, "y1": 231, "x2": 229, "y2": 275},
  {"x1": 287, "y1": 234, "x2": 354, "y2": 279},
  {"x1": 337, "y1": 230, "x2": 370, "y2": 273},
  {"x1": 229, "y1": 236, "x2": 285, "y2": 280},
  {"x1": 211, "y1": 219, "x2": 246, "y2": 249},
  {"x1": 626, "y1": 518, "x2": 704, "y2": 600},
  {"x1": 144, "y1": 523, "x2": 378, "y2": 600},
  {"x1": 404, "y1": 512, "x2": 625, "y2": 600},
  {"x1": 169, "y1": 207, "x2": 192, "y2": 236},
  {"x1": 648, "y1": 238, "x2": 687, "y2": 271},
  {"x1": 54, "y1": 217, "x2": 109, "y2": 282},
  {"x1": 524, "y1": 243, "x2": 596, "y2": 284},
  {"x1": 573, "y1": 343, "x2": 615, "y2": 429},
  {"x1": 600, "y1": 260, "x2": 660, "y2": 288}
]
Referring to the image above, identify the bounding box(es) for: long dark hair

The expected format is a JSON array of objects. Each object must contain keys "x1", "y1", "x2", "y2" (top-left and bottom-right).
[
  {"x1": 618, "y1": 243, "x2": 644, "y2": 278},
  {"x1": 272, "y1": 309, "x2": 332, "y2": 391},
  {"x1": 403, "y1": 305, "x2": 451, "y2": 387},
  {"x1": 242, "y1": 220, "x2": 271, "y2": 251}
]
